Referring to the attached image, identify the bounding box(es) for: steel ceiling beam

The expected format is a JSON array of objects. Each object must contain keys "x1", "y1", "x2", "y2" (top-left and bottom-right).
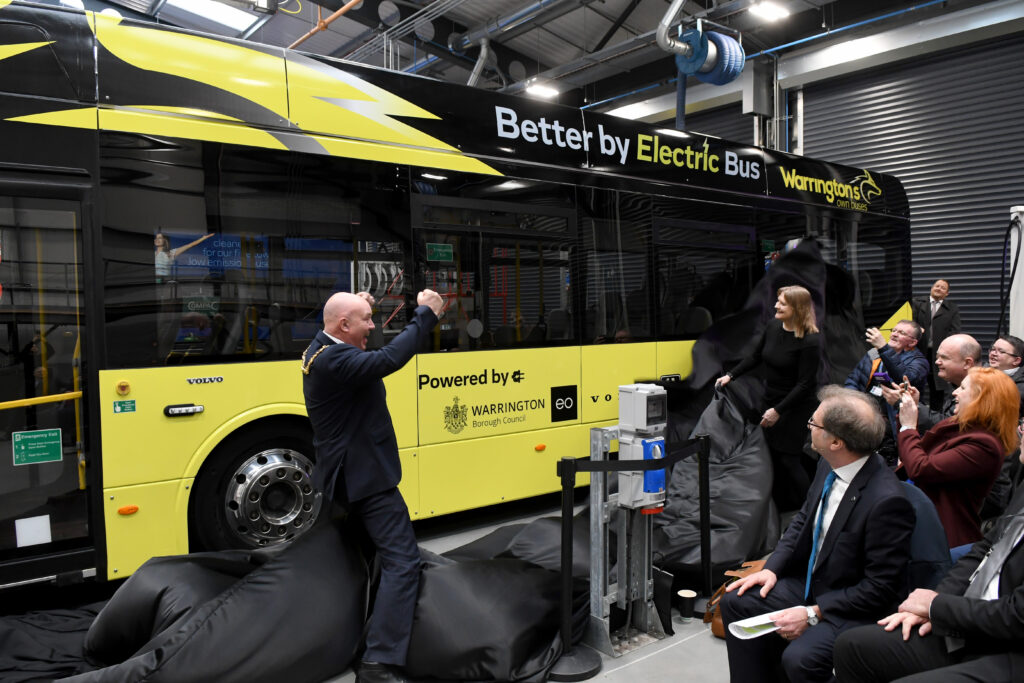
[{"x1": 315, "y1": 0, "x2": 550, "y2": 84}]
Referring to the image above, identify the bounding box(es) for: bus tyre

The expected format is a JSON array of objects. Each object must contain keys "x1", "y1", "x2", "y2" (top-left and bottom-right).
[{"x1": 189, "y1": 428, "x2": 322, "y2": 551}]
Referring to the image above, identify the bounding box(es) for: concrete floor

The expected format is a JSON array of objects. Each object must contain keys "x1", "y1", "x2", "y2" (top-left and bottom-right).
[{"x1": 325, "y1": 495, "x2": 731, "y2": 683}]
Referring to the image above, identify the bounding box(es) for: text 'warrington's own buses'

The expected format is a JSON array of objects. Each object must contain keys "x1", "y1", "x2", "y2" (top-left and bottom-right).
[{"x1": 0, "y1": 0, "x2": 911, "y2": 587}]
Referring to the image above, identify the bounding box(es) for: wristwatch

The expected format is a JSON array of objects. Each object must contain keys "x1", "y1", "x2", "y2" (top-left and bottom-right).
[{"x1": 805, "y1": 606, "x2": 819, "y2": 626}]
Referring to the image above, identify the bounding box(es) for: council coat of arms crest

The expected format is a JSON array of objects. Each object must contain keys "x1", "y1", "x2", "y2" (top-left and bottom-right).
[{"x1": 443, "y1": 396, "x2": 468, "y2": 434}]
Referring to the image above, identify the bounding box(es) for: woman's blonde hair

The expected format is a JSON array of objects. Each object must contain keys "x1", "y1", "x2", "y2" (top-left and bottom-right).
[
  {"x1": 777, "y1": 285, "x2": 819, "y2": 338},
  {"x1": 958, "y1": 366, "x2": 1019, "y2": 453}
]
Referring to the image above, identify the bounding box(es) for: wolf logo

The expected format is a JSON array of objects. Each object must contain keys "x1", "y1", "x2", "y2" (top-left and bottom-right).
[
  {"x1": 443, "y1": 396, "x2": 468, "y2": 434},
  {"x1": 852, "y1": 170, "x2": 883, "y2": 203}
]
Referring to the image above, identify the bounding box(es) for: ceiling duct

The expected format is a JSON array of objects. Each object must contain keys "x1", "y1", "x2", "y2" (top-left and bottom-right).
[{"x1": 448, "y1": 0, "x2": 594, "y2": 54}]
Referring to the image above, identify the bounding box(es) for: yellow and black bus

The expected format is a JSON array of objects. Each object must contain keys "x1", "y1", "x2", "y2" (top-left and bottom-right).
[{"x1": 0, "y1": 0, "x2": 911, "y2": 587}]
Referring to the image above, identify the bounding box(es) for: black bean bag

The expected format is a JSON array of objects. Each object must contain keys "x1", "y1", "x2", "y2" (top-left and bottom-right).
[{"x1": 0, "y1": 515, "x2": 582, "y2": 683}]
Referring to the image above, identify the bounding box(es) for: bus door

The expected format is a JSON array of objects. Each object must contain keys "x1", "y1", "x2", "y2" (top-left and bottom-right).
[{"x1": 0, "y1": 195, "x2": 91, "y2": 585}]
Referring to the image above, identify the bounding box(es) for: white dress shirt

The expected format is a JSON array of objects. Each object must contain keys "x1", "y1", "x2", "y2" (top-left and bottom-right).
[{"x1": 812, "y1": 456, "x2": 870, "y2": 568}]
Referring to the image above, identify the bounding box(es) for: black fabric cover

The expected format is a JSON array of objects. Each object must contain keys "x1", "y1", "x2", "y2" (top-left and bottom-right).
[
  {"x1": 0, "y1": 604, "x2": 103, "y2": 681},
  {"x1": 653, "y1": 392, "x2": 780, "y2": 582},
  {"x1": 0, "y1": 516, "x2": 583, "y2": 683},
  {"x1": 442, "y1": 515, "x2": 592, "y2": 653},
  {"x1": 84, "y1": 550, "x2": 265, "y2": 666},
  {"x1": 66, "y1": 521, "x2": 368, "y2": 683},
  {"x1": 405, "y1": 558, "x2": 562, "y2": 682}
]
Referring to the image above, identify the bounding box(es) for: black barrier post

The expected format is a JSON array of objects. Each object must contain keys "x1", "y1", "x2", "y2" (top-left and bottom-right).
[
  {"x1": 696, "y1": 433, "x2": 712, "y2": 597},
  {"x1": 548, "y1": 456, "x2": 602, "y2": 682}
]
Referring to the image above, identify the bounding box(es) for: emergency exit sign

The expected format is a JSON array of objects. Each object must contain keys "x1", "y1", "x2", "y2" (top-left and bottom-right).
[
  {"x1": 426, "y1": 243, "x2": 453, "y2": 262},
  {"x1": 12, "y1": 429, "x2": 62, "y2": 466}
]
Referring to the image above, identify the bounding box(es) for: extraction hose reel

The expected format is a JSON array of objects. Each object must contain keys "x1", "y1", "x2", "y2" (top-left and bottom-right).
[{"x1": 672, "y1": 23, "x2": 746, "y2": 86}]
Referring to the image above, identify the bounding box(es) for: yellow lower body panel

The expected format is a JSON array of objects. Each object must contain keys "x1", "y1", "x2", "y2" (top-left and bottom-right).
[
  {"x1": 397, "y1": 447, "x2": 419, "y2": 518},
  {"x1": 415, "y1": 422, "x2": 606, "y2": 518},
  {"x1": 104, "y1": 479, "x2": 192, "y2": 579}
]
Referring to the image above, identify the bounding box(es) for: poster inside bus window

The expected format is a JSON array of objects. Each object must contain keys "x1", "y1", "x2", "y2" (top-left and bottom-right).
[{"x1": 155, "y1": 232, "x2": 269, "y2": 280}]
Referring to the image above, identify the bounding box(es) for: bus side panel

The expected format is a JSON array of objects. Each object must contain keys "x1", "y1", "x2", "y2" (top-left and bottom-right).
[
  {"x1": 416, "y1": 347, "x2": 581, "y2": 445},
  {"x1": 98, "y1": 362, "x2": 306, "y2": 488},
  {"x1": 0, "y1": 3, "x2": 95, "y2": 104},
  {"x1": 397, "y1": 446, "x2": 418, "y2": 517},
  {"x1": 881, "y1": 303, "x2": 914, "y2": 333},
  {"x1": 416, "y1": 423, "x2": 598, "y2": 518},
  {"x1": 656, "y1": 340, "x2": 696, "y2": 381},
  {"x1": 388, "y1": 361, "x2": 418, "y2": 450},
  {"x1": 580, "y1": 343, "x2": 658, "y2": 423},
  {"x1": 93, "y1": 12, "x2": 288, "y2": 130},
  {"x1": 103, "y1": 478, "x2": 190, "y2": 579}
]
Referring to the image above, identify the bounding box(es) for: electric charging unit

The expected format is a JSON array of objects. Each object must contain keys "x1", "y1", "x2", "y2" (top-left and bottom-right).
[{"x1": 585, "y1": 383, "x2": 668, "y2": 657}]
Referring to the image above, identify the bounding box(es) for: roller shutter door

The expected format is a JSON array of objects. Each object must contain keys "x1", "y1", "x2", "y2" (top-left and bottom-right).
[
  {"x1": 684, "y1": 103, "x2": 753, "y2": 145},
  {"x1": 802, "y1": 33, "x2": 1024, "y2": 345}
]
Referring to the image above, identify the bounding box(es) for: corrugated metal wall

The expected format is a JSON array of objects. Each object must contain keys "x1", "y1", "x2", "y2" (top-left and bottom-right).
[
  {"x1": 802, "y1": 33, "x2": 1024, "y2": 346},
  {"x1": 684, "y1": 103, "x2": 754, "y2": 145}
]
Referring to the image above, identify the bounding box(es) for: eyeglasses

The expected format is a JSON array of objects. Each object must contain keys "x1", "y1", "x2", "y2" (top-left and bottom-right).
[
  {"x1": 890, "y1": 329, "x2": 917, "y2": 339},
  {"x1": 990, "y1": 346, "x2": 1021, "y2": 358},
  {"x1": 807, "y1": 419, "x2": 825, "y2": 430}
]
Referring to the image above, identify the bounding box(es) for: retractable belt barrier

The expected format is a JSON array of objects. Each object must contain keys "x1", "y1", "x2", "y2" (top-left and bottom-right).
[{"x1": 548, "y1": 433, "x2": 711, "y2": 680}]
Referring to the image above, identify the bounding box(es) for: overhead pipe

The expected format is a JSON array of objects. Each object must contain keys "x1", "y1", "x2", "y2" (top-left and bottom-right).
[
  {"x1": 289, "y1": 0, "x2": 362, "y2": 50},
  {"x1": 655, "y1": 0, "x2": 696, "y2": 58},
  {"x1": 466, "y1": 37, "x2": 491, "y2": 87},
  {"x1": 449, "y1": 0, "x2": 585, "y2": 54},
  {"x1": 745, "y1": 0, "x2": 949, "y2": 58}
]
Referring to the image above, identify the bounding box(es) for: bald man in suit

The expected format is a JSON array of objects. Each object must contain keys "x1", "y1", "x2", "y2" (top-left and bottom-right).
[{"x1": 302, "y1": 289, "x2": 443, "y2": 683}]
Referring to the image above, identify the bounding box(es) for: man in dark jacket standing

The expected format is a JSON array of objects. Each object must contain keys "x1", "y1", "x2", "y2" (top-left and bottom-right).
[
  {"x1": 303, "y1": 288, "x2": 443, "y2": 683},
  {"x1": 911, "y1": 279, "x2": 961, "y2": 409}
]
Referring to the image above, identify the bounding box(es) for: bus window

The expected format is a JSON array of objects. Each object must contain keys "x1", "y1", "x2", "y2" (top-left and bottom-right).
[
  {"x1": 414, "y1": 196, "x2": 576, "y2": 351},
  {"x1": 101, "y1": 142, "x2": 411, "y2": 367},
  {"x1": 578, "y1": 189, "x2": 653, "y2": 344},
  {"x1": 653, "y1": 216, "x2": 758, "y2": 337},
  {"x1": 0, "y1": 197, "x2": 88, "y2": 558}
]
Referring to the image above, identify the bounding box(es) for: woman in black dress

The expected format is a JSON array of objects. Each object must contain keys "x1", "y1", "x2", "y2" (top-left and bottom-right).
[{"x1": 715, "y1": 285, "x2": 821, "y2": 511}]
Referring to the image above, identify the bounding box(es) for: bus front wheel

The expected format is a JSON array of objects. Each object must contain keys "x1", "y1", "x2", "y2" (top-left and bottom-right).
[{"x1": 189, "y1": 427, "x2": 322, "y2": 551}]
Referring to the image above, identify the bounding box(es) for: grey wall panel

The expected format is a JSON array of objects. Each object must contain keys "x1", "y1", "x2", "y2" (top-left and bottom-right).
[
  {"x1": 683, "y1": 103, "x2": 753, "y2": 145},
  {"x1": 802, "y1": 33, "x2": 1024, "y2": 347}
]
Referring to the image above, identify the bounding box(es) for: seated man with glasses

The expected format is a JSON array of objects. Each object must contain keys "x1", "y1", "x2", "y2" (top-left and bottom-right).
[
  {"x1": 720, "y1": 386, "x2": 915, "y2": 683},
  {"x1": 987, "y1": 335, "x2": 1024, "y2": 417},
  {"x1": 845, "y1": 320, "x2": 929, "y2": 466}
]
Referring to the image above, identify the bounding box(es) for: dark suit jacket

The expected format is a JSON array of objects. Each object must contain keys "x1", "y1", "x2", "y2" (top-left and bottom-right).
[
  {"x1": 302, "y1": 305, "x2": 437, "y2": 504},
  {"x1": 930, "y1": 483, "x2": 1024, "y2": 676},
  {"x1": 911, "y1": 296, "x2": 961, "y2": 354},
  {"x1": 1012, "y1": 367, "x2": 1024, "y2": 417},
  {"x1": 766, "y1": 454, "x2": 915, "y2": 624}
]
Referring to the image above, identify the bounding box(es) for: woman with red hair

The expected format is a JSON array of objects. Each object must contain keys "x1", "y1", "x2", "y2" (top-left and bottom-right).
[{"x1": 897, "y1": 366, "x2": 1018, "y2": 546}]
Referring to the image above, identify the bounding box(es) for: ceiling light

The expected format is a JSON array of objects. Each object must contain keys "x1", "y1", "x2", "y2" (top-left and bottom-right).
[
  {"x1": 422, "y1": 173, "x2": 447, "y2": 180},
  {"x1": 749, "y1": 2, "x2": 790, "y2": 22},
  {"x1": 656, "y1": 128, "x2": 690, "y2": 139},
  {"x1": 526, "y1": 84, "x2": 559, "y2": 99}
]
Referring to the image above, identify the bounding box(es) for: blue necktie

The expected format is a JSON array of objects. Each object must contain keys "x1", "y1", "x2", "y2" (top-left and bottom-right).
[{"x1": 805, "y1": 471, "x2": 837, "y2": 600}]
